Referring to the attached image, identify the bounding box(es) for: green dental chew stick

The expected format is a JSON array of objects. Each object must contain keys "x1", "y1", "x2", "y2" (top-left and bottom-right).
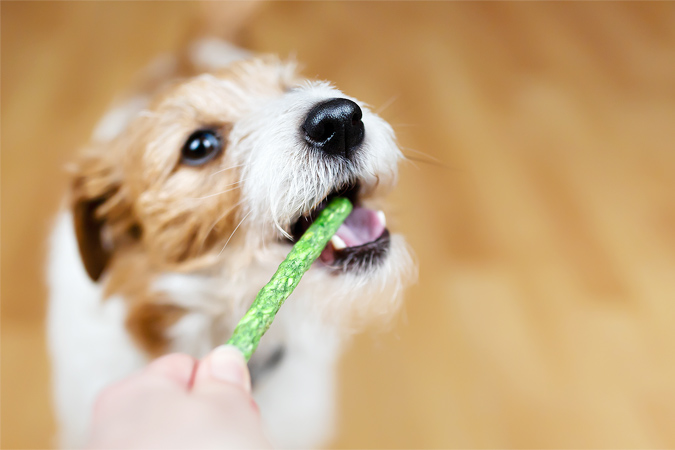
[{"x1": 227, "y1": 197, "x2": 352, "y2": 361}]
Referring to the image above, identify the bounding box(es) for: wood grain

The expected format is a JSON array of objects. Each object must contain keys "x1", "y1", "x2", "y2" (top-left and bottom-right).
[{"x1": 3, "y1": 2, "x2": 675, "y2": 448}]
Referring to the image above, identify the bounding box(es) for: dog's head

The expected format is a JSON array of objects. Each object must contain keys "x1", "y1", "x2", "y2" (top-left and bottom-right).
[{"x1": 72, "y1": 54, "x2": 412, "y2": 328}]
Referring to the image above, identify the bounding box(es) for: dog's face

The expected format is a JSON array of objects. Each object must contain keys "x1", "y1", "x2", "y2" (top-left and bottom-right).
[{"x1": 73, "y1": 55, "x2": 411, "y2": 330}]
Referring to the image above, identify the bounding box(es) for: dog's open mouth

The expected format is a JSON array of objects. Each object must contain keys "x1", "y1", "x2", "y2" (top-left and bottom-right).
[{"x1": 289, "y1": 181, "x2": 390, "y2": 271}]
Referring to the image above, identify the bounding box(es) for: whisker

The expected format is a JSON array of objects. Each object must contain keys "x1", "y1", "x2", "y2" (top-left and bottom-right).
[
  {"x1": 392, "y1": 123, "x2": 418, "y2": 128},
  {"x1": 218, "y1": 210, "x2": 252, "y2": 256},
  {"x1": 197, "y1": 199, "x2": 246, "y2": 253},
  {"x1": 402, "y1": 156, "x2": 420, "y2": 170},
  {"x1": 191, "y1": 180, "x2": 247, "y2": 200},
  {"x1": 375, "y1": 96, "x2": 398, "y2": 115},
  {"x1": 403, "y1": 155, "x2": 451, "y2": 169},
  {"x1": 401, "y1": 148, "x2": 460, "y2": 171},
  {"x1": 191, "y1": 186, "x2": 242, "y2": 200},
  {"x1": 210, "y1": 163, "x2": 244, "y2": 177},
  {"x1": 401, "y1": 147, "x2": 442, "y2": 162}
]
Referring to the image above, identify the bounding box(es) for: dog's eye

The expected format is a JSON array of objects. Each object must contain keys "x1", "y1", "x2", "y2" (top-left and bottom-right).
[{"x1": 181, "y1": 129, "x2": 222, "y2": 166}]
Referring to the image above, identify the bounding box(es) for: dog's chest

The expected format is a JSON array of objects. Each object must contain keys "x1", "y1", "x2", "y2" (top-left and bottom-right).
[{"x1": 152, "y1": 267, "x2": 288, "y2": 355}]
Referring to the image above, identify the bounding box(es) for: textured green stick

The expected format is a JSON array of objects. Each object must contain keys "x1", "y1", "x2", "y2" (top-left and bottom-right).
[{"x1": 227, "y1": 197, "x2": 353, "y2": 361}]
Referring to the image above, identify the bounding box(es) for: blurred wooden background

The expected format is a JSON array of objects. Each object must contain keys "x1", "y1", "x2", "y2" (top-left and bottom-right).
[{"x1": 3, "y1": 2, "x2": 675, "y2": 448}]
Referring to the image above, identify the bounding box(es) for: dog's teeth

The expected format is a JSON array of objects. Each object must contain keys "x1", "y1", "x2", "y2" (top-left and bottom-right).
[
  {"x1": 331, "y1": 235, "x2": 347, "y2": 250},
  {"x1": 376, "y1": 210, "x2": 386, "y2": 227}
]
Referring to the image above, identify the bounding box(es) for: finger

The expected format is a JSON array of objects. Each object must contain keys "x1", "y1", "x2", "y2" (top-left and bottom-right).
[
  {"x1": 144, "y1": 353, "x2": 197, "y2": 388},
  {"x1": 192, "y1": 345, "x2": 251, "y2": 394}
]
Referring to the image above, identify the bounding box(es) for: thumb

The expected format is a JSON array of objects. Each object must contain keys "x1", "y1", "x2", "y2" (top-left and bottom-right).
[{"x1": 192, "y1": 345, "x2": 252, "y2": 394}]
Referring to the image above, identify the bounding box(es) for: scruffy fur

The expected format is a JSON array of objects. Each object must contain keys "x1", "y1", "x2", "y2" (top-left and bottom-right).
[{"x1": 47, "y1": 40, "x2": 412, "y2": 448}]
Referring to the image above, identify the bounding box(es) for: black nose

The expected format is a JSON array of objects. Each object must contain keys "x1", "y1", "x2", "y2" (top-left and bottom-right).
[{"x1": 302, "y1": 98, "x2": 364, "y2": 158}]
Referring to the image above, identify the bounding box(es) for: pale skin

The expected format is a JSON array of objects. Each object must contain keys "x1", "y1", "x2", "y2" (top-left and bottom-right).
[{"x1": 87, "y1": 346, "x2": 272, "y2": 449}]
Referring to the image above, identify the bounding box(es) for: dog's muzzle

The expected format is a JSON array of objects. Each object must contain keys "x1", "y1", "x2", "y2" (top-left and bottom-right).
[{"x1": 302, "y1": 98, "x2": 364, "y2": 159}]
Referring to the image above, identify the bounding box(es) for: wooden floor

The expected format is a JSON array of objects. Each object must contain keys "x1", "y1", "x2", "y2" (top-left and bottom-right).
[{"x1": 3, "y1": 2, "x2": 675, "y2": 448}]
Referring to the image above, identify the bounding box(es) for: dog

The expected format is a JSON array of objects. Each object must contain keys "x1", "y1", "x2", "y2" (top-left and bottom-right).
[{"x1": 47, "y1": 39, "x2": 412, "y2": 448}]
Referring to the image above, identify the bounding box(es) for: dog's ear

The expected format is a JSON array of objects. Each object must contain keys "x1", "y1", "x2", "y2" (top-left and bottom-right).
[
  {"x1": 72, "y1": 194, "x2": 111, "y2": 282},
  {"x1": 70, "y1": 151, "x2": 130, "y2": 282}
]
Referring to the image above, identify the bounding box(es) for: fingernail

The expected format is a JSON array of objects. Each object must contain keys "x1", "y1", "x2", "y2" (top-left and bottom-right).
[{"x1": 208, "y1": 345, "x2": 251, "y2": 392}]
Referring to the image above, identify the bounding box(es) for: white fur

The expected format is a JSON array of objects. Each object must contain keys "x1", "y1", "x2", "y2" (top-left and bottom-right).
[
  {"x1": 47, "y1": 212, "x2": 148, "y2": 448},
  {"x1": 48, "y1": 41, "x2": 412, "y2": 449}
]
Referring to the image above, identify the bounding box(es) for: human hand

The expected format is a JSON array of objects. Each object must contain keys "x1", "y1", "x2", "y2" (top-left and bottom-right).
[{"x1": 87, "y1": 346, "x2": 272, "y2": 449}]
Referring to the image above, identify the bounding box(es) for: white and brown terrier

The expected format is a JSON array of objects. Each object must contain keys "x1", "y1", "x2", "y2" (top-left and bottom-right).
[{"x1": 47, "y1": 39, "x2": 412, "y2": 448}]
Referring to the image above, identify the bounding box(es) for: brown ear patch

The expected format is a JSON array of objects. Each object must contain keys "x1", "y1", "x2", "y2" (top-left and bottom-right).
[{"x1": 73, "y1": 197, "x2": 110, "y2": 281}]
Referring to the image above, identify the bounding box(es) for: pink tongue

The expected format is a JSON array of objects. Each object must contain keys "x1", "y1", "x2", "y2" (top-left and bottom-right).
[{"x1": 334, "y1": 206, "x2": 385, "y2": 247}]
